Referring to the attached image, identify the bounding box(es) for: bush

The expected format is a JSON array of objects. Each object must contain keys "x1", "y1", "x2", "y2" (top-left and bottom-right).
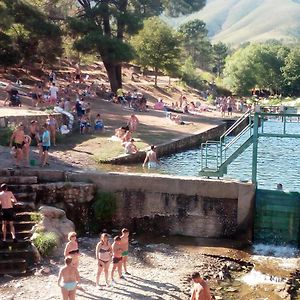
[
  {"x1": 33, "y1": 232, "x2": 58, "y2": 257},
  {"x1": 0, "y1": 126, "x2": 14, "y2": 146},
  {"x1": 93, "y1": 192, "x2": 117, "y2": 221},
  {"x1": 30, "y1": 212, "x2": 42, "y2": 223}
]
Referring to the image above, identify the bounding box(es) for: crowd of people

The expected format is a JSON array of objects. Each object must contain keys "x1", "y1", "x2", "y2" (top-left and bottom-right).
[
  {"x1": 59, "y1": 229, "x2": 212, "y2": 300},
  {"x1": 0, "y1": 183, "x2": 214, "y2": 300},
  {"x1": 9, "y1": 116, "x2": 57, "y2": 168}
]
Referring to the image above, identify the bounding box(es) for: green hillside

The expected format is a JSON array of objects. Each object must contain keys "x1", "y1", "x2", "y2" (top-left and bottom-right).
[{"x1": 166, "y1": 0, "x2": 300, "y2": 46}]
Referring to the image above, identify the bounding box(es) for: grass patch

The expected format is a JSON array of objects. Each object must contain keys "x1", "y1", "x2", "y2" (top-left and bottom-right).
[{"x1": 32, "y1": 232, "x2": 58, "y2": 257}]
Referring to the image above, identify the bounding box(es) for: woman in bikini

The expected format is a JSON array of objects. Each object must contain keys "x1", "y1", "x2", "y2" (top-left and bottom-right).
[
  {"x1": 95, "y1": 233, "x2": 112, "y2": 287},
  {"x1": 47, "y1": 114, "x2": 58, "y2": 146},
  {"x1": 64, "y1": 232, "x2": 80, "y2": 269}
]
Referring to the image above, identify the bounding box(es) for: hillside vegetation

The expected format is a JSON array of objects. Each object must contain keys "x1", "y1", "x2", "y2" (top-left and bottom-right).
[{"x1": 167, "y1": 0, "x2": 300, "y2": 46}]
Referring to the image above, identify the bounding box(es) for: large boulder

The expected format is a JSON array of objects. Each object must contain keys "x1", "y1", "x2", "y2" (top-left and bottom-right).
[{"x1": 31, "y1": 206, "x2": 75, "y2": 248}]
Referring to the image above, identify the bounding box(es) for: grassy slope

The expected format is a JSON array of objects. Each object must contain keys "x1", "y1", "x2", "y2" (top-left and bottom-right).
[{"x1": 166, "y1": 0, "x2": 300, "y2": 46}]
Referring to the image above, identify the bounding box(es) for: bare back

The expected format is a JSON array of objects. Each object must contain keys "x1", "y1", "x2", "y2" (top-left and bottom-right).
[
  {"x1": 59, "y1": 265, "x2": 79, "y2": 283},
  {"x1": 0, "y1": 191, "x2": 16, "y2": 209}
]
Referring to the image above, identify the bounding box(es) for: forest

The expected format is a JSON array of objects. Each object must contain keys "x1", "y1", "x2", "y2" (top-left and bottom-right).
[{"x1": 0, "y1": 0, "x2": 299, "y2": 96}]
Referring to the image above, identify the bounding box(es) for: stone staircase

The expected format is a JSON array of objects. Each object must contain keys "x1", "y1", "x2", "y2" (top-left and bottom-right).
[{"x1": 0, "y1": 170, "x2": 39, "y2": 276}]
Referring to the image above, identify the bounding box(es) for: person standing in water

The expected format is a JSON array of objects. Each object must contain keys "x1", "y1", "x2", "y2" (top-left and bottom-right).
[
  {"x1": 58, "y1": 256, "x2": 80, "y2": 300},
  {"x1": 143, "y1": 145, "x2": 160, "y2": 169}
]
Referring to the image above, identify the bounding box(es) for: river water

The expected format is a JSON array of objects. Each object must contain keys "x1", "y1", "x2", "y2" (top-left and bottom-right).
[
  {"x1": 98, "y1": 119, "x2": 300, "y2": 298},
  {"x1": 99, "y1": 120, "x2": 300, "y2": 191},
  {"x1": 137, "y1": 235, "x2": 300, "y2": 299}
]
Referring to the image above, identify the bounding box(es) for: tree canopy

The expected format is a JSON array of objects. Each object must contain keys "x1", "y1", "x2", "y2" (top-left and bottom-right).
[
  {"x1": 68, "y1": 0, "x2": 206, "y2": 92},
  {"x1": 223, "y1": 43, "x2": 300, "y2": 96},
  {"x1": 131, "y1": 17, "x2": 181, "y2": 86},
  {"x1": 0, "y1": 0, "x2": 62, "y2": 67}
]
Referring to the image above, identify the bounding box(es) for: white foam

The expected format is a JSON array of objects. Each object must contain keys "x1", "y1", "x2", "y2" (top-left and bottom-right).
[
  {"x1": 252, "y1": 243, "x2": 299, "y2": 258},
  {"x1": 240, "y1": 269, "x2": 283, "y2": 286}
]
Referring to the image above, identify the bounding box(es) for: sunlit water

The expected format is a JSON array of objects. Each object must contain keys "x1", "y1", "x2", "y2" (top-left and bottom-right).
[
  {"x1": 99, "y1": 120, "x2": 300, "y2": 191},
  {"x1": 159, "y1": 120, "x2": 300, "y2": 191}
]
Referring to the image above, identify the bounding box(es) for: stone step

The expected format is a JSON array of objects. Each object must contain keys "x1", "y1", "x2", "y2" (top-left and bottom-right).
[
  {"x1": 0, "y1": 240, "x2": 31, "y2": 250},
  {"x1": 7, "y1": 185, "x2": 35, "y2": 193},
  {"x1": 0, "y1": 176, "x2": 38, "y2": 185},
  {"x1": 0, "y1": 249, "x2": 32, "y2": 261},
  {"x1": 15, "y1": 212, "x2": 35, "y2": 222},
  {"x1": 14, "y1": 221, "x2": 36, "y2": 232},
  {"x1": 13, "y1": 202, "x2": 35, "y2": 212},
  {"x1": 0, "y1": 258, "x2": 26, "y2": 275},
  {"x1": 0, "y1": 230, "x2": 32, "y2": 240},
  {"x1": 14, "y1": 192, "x2": 37, "y2": 203}
]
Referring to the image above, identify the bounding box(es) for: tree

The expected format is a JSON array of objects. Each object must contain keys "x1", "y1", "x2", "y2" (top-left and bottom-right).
[
  {"x1": 179, "y1": 19, "x2": 212, "y2": 70},
  {"x1": 0, "y1": 0, "x2": 62, "y2": 67},
  {"x1": 0, "y1": 32, "x2": 20, "y2": 70},
  {"x1": 212, "y1": 42, "x2": 228, "y2": 77},
  {"x1": 223, "y1": 45, "x2": 258, "y2": 95},
  {"x1": 282, "y1": 47, "x2": 300, "y2": 95},
  {"x1": 69, "y1": 0, "x2": 206, "y2": 92},
  {"x1": 131, "y1": 17, "x2": 181, "y2": 86},
  {"x1": 223, "y1": 43, "x2": 290, "y2": 95}
]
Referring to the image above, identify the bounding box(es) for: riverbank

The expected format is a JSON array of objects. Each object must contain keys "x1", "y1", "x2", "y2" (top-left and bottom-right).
[{"x1": 0, "y1": 236, "x2": 297, "y2": 300}]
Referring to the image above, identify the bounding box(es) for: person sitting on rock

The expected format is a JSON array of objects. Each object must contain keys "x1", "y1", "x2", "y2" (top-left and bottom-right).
[
  {"x1": 121, "y1": 130, "x2": 132, "y2": 143},
  {"x1": 122, "y1": 138, "x2": 138, "y2": 155},
  {"x1": 94, "y1": 114, "x2": 104, "y2": 131}
]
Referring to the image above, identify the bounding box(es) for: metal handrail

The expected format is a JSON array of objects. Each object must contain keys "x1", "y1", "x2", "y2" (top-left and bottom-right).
[
  {"x1": 220, "y1": 109, "x2": 251, "y2": 140},
  {"x1": 223, "y1": 123, "x2": 253, "y2": 151}
]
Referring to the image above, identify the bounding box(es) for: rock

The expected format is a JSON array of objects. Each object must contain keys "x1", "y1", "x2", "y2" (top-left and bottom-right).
[
  {"x1": 41, "y1": 267, "x2": 51, "y2": 275},
  {"x1": 31, "y1": 206, "x2": 75, "y2": 247}
]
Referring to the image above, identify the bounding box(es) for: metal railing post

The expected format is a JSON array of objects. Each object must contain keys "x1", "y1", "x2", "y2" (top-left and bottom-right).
[{"x1": 252, "y1": 113, "x2": 259, "y2": 185}]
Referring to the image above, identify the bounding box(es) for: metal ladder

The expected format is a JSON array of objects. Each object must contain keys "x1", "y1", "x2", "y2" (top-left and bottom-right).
[{"x1": 200, "y1": 110, "x2": 254, "y2": 177}]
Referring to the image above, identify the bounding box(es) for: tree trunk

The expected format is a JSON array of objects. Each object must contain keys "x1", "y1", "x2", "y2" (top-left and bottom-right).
[
  {"x1": 154, "y1": 67, "x2": 158, "y2": 86},
  {"x1": 115, "y1": 64, "x2": 122, "y2": 89},
  {"x1": 103, "y1": 61, "x2": 121, "y2": 92}
]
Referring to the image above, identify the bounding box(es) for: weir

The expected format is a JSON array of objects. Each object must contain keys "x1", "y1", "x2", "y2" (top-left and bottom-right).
[{"x1": 200, "y1": 109, "x2": 300, "y2": 246}]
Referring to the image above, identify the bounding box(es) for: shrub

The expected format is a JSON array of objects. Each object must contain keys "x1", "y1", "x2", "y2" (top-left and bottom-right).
[
  {"x1": 30, "y1": 212, "x2": 42, "y2": 223},
  {"x1": 33, "y1": 232, "x2": 58, "y2": 257},
  {"x1": 93, "y1": 192, "x2": 117, "y2": 221},
  {"x1": 0, "y1": 126, "x2": 15, "y2": 146}
]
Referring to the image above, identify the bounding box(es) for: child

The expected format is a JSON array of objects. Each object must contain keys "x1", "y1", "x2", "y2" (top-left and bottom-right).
[
  {"x1": 94, "y1": 114, "x2": 104, "y2": 131},
  {"x1": 40, "y1": 123, "x2": 50, "y2": 167}
]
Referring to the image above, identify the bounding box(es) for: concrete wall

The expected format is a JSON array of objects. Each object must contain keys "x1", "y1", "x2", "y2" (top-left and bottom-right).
[
  {"x1": 67, "y1": 172, "x2": 255, "y2": 241},
  {"x1": 102, "y1": 123, "x2": 227, "y2": 164},
  {"x1": 0, "y1": 113, "x2": 63, "y2": 129}
]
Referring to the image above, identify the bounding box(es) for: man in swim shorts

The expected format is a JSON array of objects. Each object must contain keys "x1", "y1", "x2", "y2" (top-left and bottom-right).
[
  {"x1": 0, "y1": 184, "x2": 17, "y2": 242},
  {"x1": 120, "y1": 228, "x2": 130, "y2": 275},
  {"x1": 190, "y1": 272, "x2": 212, "y2": 300},
  {"x1": 9, "y1": 123, "x2": 25, "y2": 168},
  {"x1": 58, "y1": 256, "x2": 80, "y2": 300},
  {"x1": 111, "y1": 236, "x2": 123, "y2": 283},
  {"x1": 143, "y1": 145, "x2": 160, "y2": 169}
]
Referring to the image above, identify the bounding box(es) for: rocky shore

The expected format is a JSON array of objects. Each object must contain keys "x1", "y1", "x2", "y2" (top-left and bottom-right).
[{"x1": 0, "y1": 236, "x2": 298, "y2": 300}]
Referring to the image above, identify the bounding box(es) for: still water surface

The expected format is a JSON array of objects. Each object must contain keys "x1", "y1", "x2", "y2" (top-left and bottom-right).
[{"x1": 99, "y1": 120, "x2": 300, "y2": 191}]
